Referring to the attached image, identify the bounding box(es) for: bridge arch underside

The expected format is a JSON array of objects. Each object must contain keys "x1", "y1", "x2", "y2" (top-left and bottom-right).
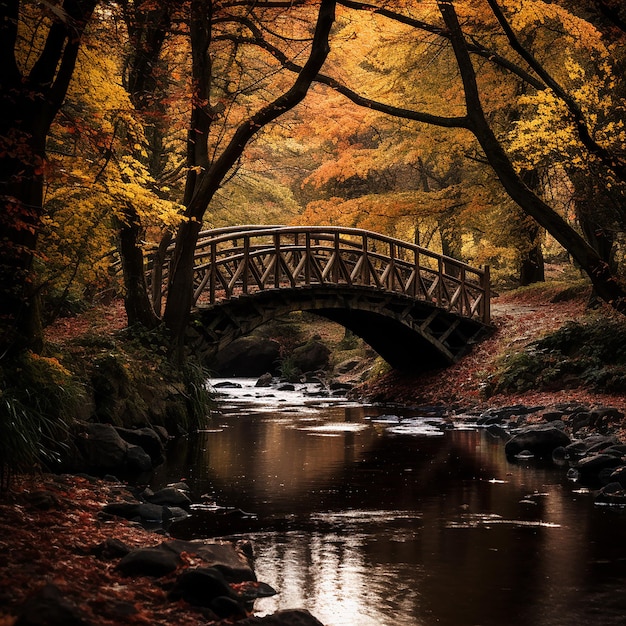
[{"x1": 192, "y1": 286, "x2": 489, "y2": 373}]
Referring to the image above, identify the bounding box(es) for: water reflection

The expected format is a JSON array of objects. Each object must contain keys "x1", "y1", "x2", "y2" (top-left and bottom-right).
[{"x1": 153, "y1": 379, "x2": 626, "y2": 626}]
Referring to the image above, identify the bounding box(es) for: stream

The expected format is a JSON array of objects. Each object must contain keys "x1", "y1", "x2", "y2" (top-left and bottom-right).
[{"x1": 152, "y1": 378, "x2": 626, "y2": 626}]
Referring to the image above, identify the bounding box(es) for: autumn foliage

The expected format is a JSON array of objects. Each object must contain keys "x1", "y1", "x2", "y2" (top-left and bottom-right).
[{"x1": 2, "y1": 0, "x2": 626, "y2": 352}]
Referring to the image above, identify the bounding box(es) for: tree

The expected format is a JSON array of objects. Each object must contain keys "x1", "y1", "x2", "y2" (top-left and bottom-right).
[
  {"x1": 0, "y1": 0, "x2": 99, "y2": 355},
  {"x1": 162, "y1": 0, "x2": 338, "y2": 361},
  {"x1": 31, "y1": 5, "x2": 186, "y2": 332},
  {"x1": 298, "y1": 0, "x2": 626, "y2": 310},
  {"x1": 437, "y1": 0, "x2": 626, "y2": 307},
  {"x1": 117, "y1": 0, "x2": 176, "y2": 328}
]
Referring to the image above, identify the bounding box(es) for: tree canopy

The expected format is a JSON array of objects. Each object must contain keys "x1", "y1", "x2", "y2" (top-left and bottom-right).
[{"x1": 2, "y1": 0, "x2": 626, "y2": 358}]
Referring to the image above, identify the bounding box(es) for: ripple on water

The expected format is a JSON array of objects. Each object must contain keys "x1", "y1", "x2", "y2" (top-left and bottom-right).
[{"x1": 446, "y1": 513, "x2": 561, "y2": 529}]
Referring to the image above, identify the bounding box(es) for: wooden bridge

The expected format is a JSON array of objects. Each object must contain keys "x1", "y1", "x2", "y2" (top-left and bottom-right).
[{"x1": 154, "y1": 225, "x2": 491, "y2": 371}]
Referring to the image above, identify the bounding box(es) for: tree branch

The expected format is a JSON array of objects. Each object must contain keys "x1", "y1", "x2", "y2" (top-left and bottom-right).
[
  {"x1": 436, "y1": 0, "x2": 626, "y2": 311},
  {"x1": 215, "y1": 26, "x2": 470, "y2": 129},
  {"x1": 486, "y1": 0, "x2": 626, "y2": 183},
  {"x1": 337, "y1": 0, "x2": 545, "y2": 90},
  {"x1": 187, "y1": 0, "x2": 338, "y2": 218}
]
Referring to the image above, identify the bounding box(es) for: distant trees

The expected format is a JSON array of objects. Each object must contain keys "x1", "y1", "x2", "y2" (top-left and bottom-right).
[{"x1": 291, "y1": 0, "x2": 626, "y2": 306}]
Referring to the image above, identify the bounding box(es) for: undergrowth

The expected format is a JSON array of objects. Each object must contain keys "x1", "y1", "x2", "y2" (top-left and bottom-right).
[
  {"x1": 1, "y1": 325, "x2": 214, "y2": 488},
  {"x1": 0, "y1": 352, "x2": 84, "y2": 489},
  {"x1": 491, "y1": 316, "x2": 626, "y2": 395}
]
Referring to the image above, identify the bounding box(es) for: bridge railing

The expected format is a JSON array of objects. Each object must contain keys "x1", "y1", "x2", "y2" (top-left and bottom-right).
[{"x1": 156, "y1": 225, "x2": 490, "y2": 324}]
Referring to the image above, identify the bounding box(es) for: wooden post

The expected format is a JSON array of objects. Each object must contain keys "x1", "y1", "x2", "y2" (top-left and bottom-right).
[
  {"x1": 305, "y1": 232, "x2": 311, "y2": 285},
  {"x1": 437, "y1": 256, "x2": 444, "y2": 308},
  {"x1": 242, "y1": 235, "x2": 249, "y2": 294},
  {"x1": 412, "y1": 248, "x2": 420, "y2": 297},
  {"x1": 210, "y1": 241, "x2": 216, "y2": 304},
  {"x1": 333, "y1": 232, "x2": 340, "y2": 283},
  {"x1": 482, "y1": 264, "x2": 491, "y2": 324},
  {"x1": 459, "y1": 266, "x2": 466, "y2": 315},
  {"x1": 362, "y1": 233, "x2": 369, "y2": 285},
  {"x1": 274, "y1": 232, "x2": 281, "y2": 289},
  {"x1": 388, "y1": 241, "x2": 395, "y2": 291}
]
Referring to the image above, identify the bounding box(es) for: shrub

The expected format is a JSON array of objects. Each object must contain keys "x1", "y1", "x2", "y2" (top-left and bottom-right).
[
  {"x1": 491, "y1": 318, "x2": 626, "y2": 395},
  {"x1": 0, "y1": 351, "x2": 84, "y2": 489}
]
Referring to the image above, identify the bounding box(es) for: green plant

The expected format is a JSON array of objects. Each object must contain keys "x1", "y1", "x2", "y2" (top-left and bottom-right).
[
  {"x1": 0, "y1": 352, "x2": 83, "y2": 490},
  {"x1": 491, "y1": 317, "x2": 626, "y2": 394},
  {"x1": 277, "y1": 354, "x2": 302, "y2": 383},
  {"x1": 180, "y1": 358, "x2": 214, "y2": 431}
]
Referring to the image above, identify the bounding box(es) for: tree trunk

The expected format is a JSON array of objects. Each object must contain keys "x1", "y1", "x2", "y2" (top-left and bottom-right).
[
  {"x1": 117, "y1": 1, "x2": 173, "y2": 329},
  {"x1": 116, "y1": 210, "x2": 158, "y2": 329},
  {"x1": 0, "y1": 115, "x2": 45, "y2": 354},
  {"x1": 517, "y1": 170, "x2": 544, "y2": 286},
  {"x1": 0, "y1": 0, "x2": 97, "y2": 355},
  {"x1": 163, "y1": 0, "x2": 337, "y2": 363},
  {"x1": 438, "y1": 0, "x2": 626, "y2": 312},
  {"x1": 519, "y1": 230, "x2": 545, "y2": 285}
]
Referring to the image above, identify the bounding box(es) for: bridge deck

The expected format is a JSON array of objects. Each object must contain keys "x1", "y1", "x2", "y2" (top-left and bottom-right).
[{"x1": 150, "y1": 226, "x2": 491, "y2": 370}]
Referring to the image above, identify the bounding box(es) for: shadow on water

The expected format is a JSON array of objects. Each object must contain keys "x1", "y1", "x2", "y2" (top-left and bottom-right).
[{"x1": 152, "y1": 379, "x2": 626, "y2": 626}]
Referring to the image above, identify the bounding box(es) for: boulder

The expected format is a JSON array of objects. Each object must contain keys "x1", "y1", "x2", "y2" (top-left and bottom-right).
[
  {"x1": 585, "y1": 435, "x2": 620, "y2": 454},
  {"x1": 92, "y1": 537, "x2": 131, "y2": 560},
  {"x1": 504, "y1": 424, "x2": 571, "y2": 459},
  {"x1": 589, "y1": 407, "x2": 625, "y2": 432},
  {"x1": 126, "y1": 445, "x2": 153, "y2": 472},
  {"x1": 164, "y1": 539, "x2": 256, "y2": 582},
  {"x1": 255, "y1": 372, "x2": 273, "y2": 387},
  {"x1": 595, "y1": 482, "x2": 626, "y2": 505},
  {"x1": 291, "y1": 340, "x2": 330, "y2": 374},
  {"x1": 214, "y1": 337, "x2": 281, "y2": 376},
  {"x1": 609, "y1": 466, "x2": 626, "y2": 488},
  {"x1": 168, "y1": 566, "x2": 240, "y2": 606},
  {"x1": 115, "y1": 427, "x2": 165, "y2": 465},
  {"x1": 145, "y1": 486, "x2": 192, "y2": 508},
  {"x1": 570, "y1": 411, "x2": 591, "y2": 433},
  {"x1": 575, "y1": 454, "x2": 623, "y2": 483},
  {"x1": 77, "y1": 423, "x2": 152, "y2": 474},
  {"x1": 565, "y1": 435, "x2": 618, "y2": 460},
  {"x1": 16, "y1": 584, "x2": 88, "y2": 626},
  {"x1": 163, "y1": 506, "x2": 190, "y2": 522},
  {"x1": 117, "y1": 546, "x2": 181, "y2": 577},
  {"x1": 102, "y1": 501, "x2": 167, "y2": 524},
  {"x1": 478, "y1": 405, "x2": 544, "y2": 425}
]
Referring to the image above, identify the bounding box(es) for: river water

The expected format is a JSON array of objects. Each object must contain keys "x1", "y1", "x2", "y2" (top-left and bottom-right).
[{"x1": 152, "y1": 378, "x2": 626, "y2": 626}]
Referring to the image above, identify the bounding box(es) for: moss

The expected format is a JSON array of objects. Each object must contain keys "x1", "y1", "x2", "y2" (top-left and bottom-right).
[{"x1": 1, "y1": 322, "x2": 216, "y2": 486}]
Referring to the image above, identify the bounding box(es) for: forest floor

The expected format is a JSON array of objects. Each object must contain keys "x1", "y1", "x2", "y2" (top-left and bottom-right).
[{"x1": 0, "y1": 473, "x2": 246, "y2": 626}]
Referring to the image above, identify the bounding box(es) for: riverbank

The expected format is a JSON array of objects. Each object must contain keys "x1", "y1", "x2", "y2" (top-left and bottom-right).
[
  {"x1": 0, "y1": 473, "x2": 323, "y2": 626},
  {"x1": 358, "y1": 281, "x2": 626, "y2": 418}
]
